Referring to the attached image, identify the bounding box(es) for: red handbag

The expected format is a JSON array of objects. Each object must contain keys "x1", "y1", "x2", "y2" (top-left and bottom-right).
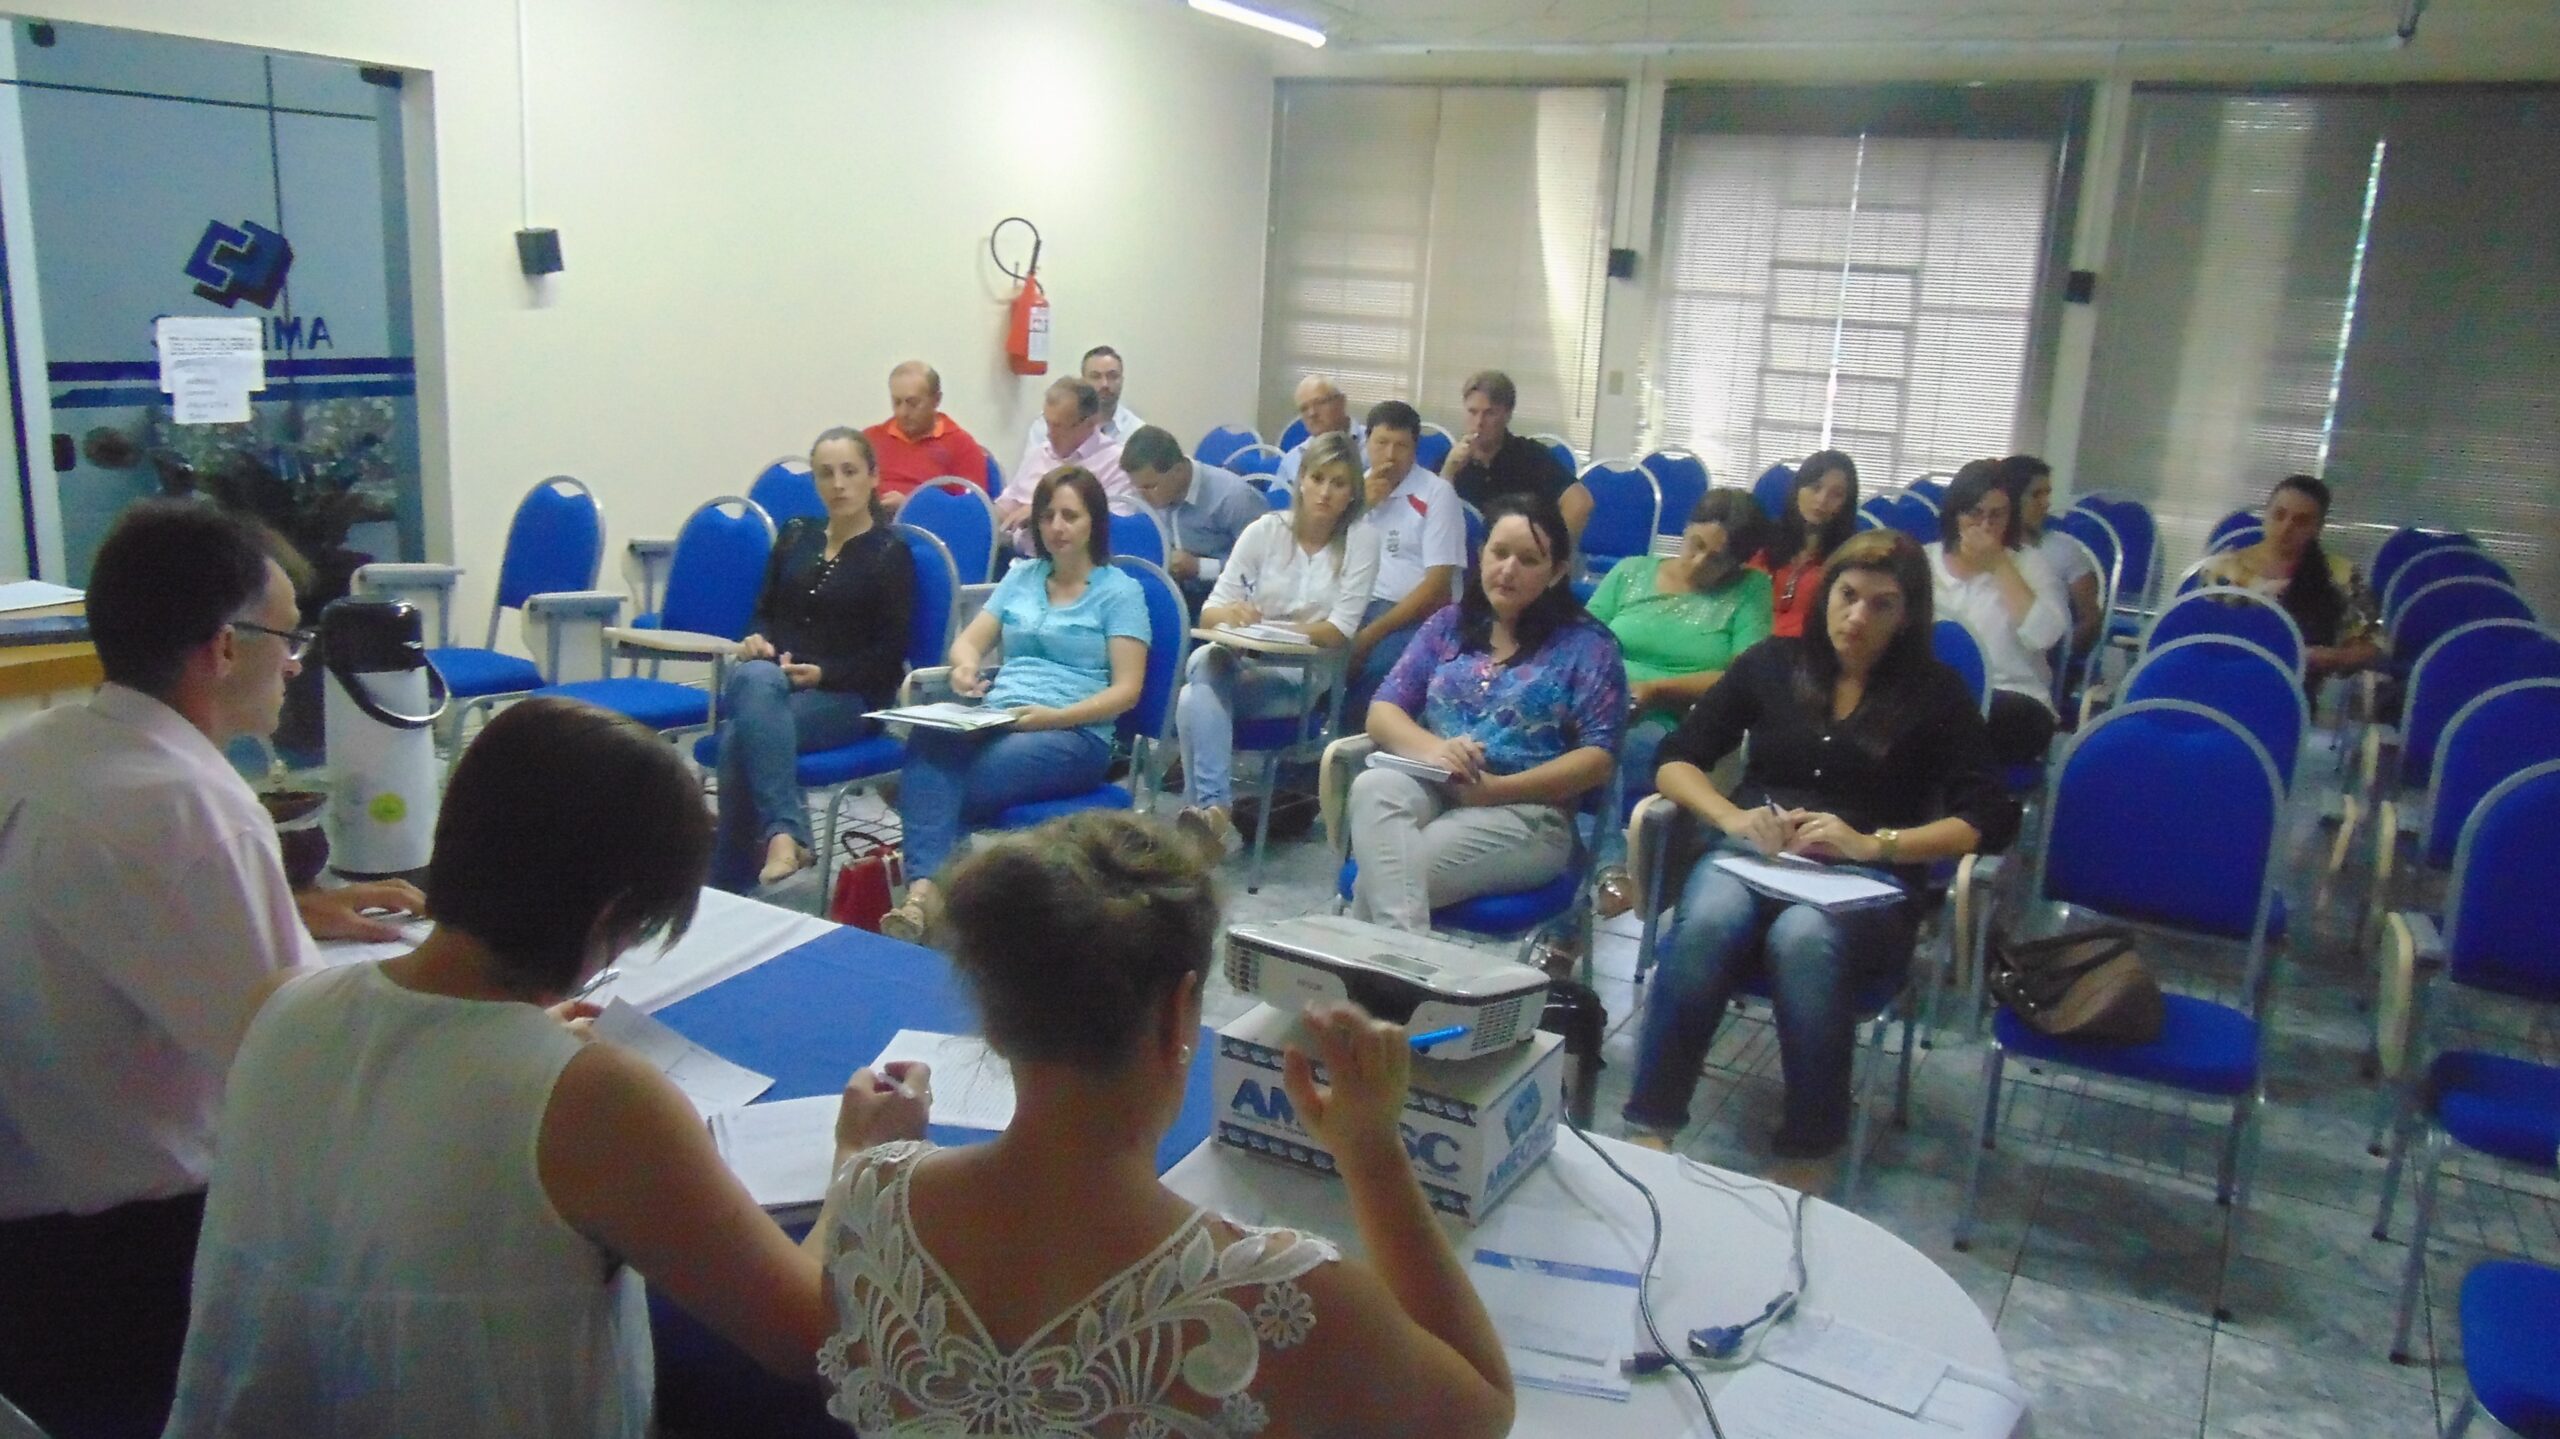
[{"x1": 827, "y1": 822, "x2": 905, "y2": 932}]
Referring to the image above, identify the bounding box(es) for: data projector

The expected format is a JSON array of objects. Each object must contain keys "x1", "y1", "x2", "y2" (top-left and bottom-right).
[{"x1": 1222, "y1": 915, "x2": 1548, "y2": 1061}]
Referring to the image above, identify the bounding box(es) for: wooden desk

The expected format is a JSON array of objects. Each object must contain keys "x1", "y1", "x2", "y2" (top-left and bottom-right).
[{"x1": 0, "y1": 602, "x2": 101, "y2": 707}]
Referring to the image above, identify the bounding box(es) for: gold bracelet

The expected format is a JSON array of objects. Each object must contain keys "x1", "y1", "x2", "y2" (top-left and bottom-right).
[{"x1": 1876, "y1": 827, "x2": 1902, "y2": 863}]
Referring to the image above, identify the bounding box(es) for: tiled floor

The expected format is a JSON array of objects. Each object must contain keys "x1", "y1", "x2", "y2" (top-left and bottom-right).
[{"x1": 769, "y1": 736, "x2": 2555, "y2": 1438}]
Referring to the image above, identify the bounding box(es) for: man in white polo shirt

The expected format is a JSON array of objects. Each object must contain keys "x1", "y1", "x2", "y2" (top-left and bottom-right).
[
  {"x1": 1346, "y1": 399, "x2": 1466, "y2": 717},
  {"x1": 0, "y1": 501, "x2": 418, "y2": 1429}
]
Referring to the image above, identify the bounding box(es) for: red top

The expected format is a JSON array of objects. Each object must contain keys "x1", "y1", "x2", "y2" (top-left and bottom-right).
[
  {"x1": 865, "y1": 414, "x2": 991, "y2": 498},
  {"x1": 1752, "y1": 550, "x2": 1827, "y2": 639}
]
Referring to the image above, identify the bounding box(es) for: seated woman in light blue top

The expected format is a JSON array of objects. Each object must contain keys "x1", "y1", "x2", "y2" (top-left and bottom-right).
[
  {"x1": 1174, "y1": 430, "x2": 1380, "y2": 858},
  {"x1": 882, "y1": 466, "x2": 1149, "y2": 942}
]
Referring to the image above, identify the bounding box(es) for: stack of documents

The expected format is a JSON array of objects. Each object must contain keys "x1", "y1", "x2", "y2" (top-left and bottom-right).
[
  {"x1": 1469, "y1": 1246, "x2": 1643, "y2": 1401},
  {"x1": 592, "y1": 999, "x2": 775, "y2": 1114},
  {"x1": 865, "y1": 701, "x2": 1018, "y2": 732},
  {"x1": 707, "y1": 1030, "x2": 1019, "y2": 1212},
  {"x1": 1366, "y1": 752, "x2": 1459, "y2": 784},
  {"x1": 1711, "y1": 853, "x2": 1903, "y2": 912},
  {"x1": 0, "y1": 580, "x2": 82, "y2": 615},
  {"x1": 1209, "y1": 623, "x2": 1314, "y2": 646}
]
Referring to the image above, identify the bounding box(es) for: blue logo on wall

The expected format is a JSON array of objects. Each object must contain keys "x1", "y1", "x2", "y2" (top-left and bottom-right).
[{"x1": 184, "y1": 219, "x2": 294, "y2": 309}]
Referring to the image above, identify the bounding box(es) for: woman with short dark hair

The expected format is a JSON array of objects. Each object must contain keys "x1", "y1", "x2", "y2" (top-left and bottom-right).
[
  {"x1": 1752, "y1": 450, "x2": 1861, "y2": 639},
  {"x1": 165, "y1": 698, "x2": 931, "y2": 1435},
  {"x1": 882, "y1": 466, "x2": 1150, "y2": 941},
  {"x1": 817, "y1": 811, "x2": 1515, "y2": 1438},
  {"x1": 1927, "y1": 459, "x2": 2071, "y2": 765},
  {"x1": 1624, "y1": 532, "x2": 2014, "y2": 1183}
]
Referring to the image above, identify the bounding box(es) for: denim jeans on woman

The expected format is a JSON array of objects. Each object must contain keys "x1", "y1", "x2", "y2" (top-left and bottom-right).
[
  {"x1": 710, "y1": 660, "x2": 880, "y2": 893},
  {"x1": 1174, "y1": 645, "x2": 1313, "y2": 812},
  {"x1": 1624, "y1": 844, "x2": 1914, "y2": 1154},
  {"x1": 1588, "y1": 713, "x2": 1673, "y2": 871},
  {"x1": 896, "y1": 725, "x2": 1112, "y2": 880}
]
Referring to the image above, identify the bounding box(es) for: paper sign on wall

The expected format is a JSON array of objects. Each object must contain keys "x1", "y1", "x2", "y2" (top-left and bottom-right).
[{"x1": 154, "y1": 315, "x2": 264, "y2": 424}]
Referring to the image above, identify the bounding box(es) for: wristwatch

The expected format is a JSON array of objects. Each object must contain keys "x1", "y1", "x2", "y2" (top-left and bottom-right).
[{"x1": 1875, "y1": 828, "x2": 1902, "y2": 863}]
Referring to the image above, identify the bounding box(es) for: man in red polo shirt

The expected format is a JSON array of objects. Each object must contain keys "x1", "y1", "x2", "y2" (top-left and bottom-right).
[{"x1": 864, "y1": 360, "x2": 992, "y2": 511}]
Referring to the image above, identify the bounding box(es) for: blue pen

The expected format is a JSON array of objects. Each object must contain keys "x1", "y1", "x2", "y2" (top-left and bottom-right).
[{"x1": 1409, "y1": 1025, "x2": 1469, "y2": 1053}]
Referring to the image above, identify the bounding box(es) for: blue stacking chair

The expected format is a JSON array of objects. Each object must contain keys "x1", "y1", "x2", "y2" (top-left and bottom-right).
[
  {"x1": 353, "y1": 474, "x2": 606, "y2": 728},
  {"x1": 2372, "y1": 759, "x2": 2560, "y2": 1364},
  {"x1": 2209, "y1": 523, "x2": 2262, "y2": 555},
  {"x1": 2049, "y1": 508, "x2": 2126, "y2": 700},
  {"x1": 746, "y1": 457, "x2": 822, "y2": 526},
  {"x1": 1577, "y1": 460, "x2": 1662, "y2": 580},
  {"x1": 2206, "y1": 508, "x2": 2259, "y2": 551},
  {"x1": 1933, "y1": 619, "x2": 1991, "y2": 716},
  {"x1": 1857, "y1": 494, "x2": 1898, "y2": 531},
  {"x1": 1264, "y1": 484, "x2": 1292, "y2": 512},
  {"x1": 2385, "y1": 547, "x2": 2516, "y2": 628},
  {"x1": 1218, "y1": 640, "x2": 1351, "y2": 895},
  {"x1": 984, "y1": 452, "x2": 1003, "y2": 499},
  {"x1": 1954, "y1": 700, "x2": 2286, "y2": 1322},
  {"x1": 2392, "y1": 581, "x2": 2538, "y2": 695},
  {"x1": 2387, "y1": 621, "x2": 2560, "y2": 826},
  {"x1": 534, "y1": 496, "x2": 776, "y2": 739},
  {"x1": 691, "y1": 525, "x2": 961, "y2": 893},
  {"x1": 2074, "y1": 494, "x2": 2162, "y2": 643},
  {"x1": 1195, "y1": 425, "x2": 1259, "y2": 469},
  {"x1": 901, "y1": 479, "x2": 998, "y2": 587},
  {"x1": 1531, "y1": 433, "x2": 1578, "y2": 475},
  {"x1": 1752, "y1": 462, "x2": 1796, "y2": 523},
  {"x1": 2121, "y1": 637, "x2": 2309, "y2": 792},
  {"x1": 1109, "y1": 510, "x2": 1168, "y2": 568},
  {"x1": 1884, "y1": 492, "x2": 1941, "y2": 545},
  {"x1": 1278, "y1": 417, "x2": 1311, "y2": 452},
  {"x1": 2443, "y1": 1261, "x2": 2560, "y2": 1438},
  {"x1": 1905, "y1": 475, "x2": 1950, "y2": 510},
  {"x1": 1228, "y1": 443, "x2": 1286, "y2": 485},
  {"x1": 2371, "y1": 528, "x2": 2478, "y2": 611},
  {"x1": 1416, "y1": 423, "x2": 1455, "y2": 476},
  {"x1": 1852, "y1": 511, "x2": 1880, "y2": 533},
  {"x1": 2363, "y1": 679, "x2": 2560, "y2": 1105},
  {"x1": 2140, "y1": 589, "x2": 2307, "y2": 680},
  {"x1": 1639, "y1": 451, "x2": 1708, "y2": 537}
]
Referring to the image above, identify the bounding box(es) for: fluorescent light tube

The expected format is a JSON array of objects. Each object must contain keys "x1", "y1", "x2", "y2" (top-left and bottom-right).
[{"x1": 1188, "y1": 0, "x2": 1326, "y2": 48}]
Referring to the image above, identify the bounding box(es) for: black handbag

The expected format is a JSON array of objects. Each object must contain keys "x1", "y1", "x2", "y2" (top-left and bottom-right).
[{"x1": 1989, "y1": 925, "x2": 2166, "y2": 1045}]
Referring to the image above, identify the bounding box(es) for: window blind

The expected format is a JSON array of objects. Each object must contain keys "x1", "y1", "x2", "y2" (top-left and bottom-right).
[{"x1": 1259, "y1": 83, "x2": 1620, "y2": 451}]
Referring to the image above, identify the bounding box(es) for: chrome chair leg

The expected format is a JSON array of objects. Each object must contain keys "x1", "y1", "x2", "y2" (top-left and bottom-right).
[
  {"x1": 1953, "y1": 1046, "x2": 2005, "y2": 1251},
  {"x1": 2389, "y1": 1126, "x2": 2448, "y2": 1365}
]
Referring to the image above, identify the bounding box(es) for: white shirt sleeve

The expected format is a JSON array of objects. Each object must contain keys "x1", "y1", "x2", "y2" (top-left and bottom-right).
[
  {"x1": 1204, "y1": 516, "x2": 1273, "y2": 612},
  {"x1": 1328, "y1": 528, "x2": 1383, "y2": 636},
  {"x1": 2014, "y1": 548, "x2": 2071, "y2": 653},
  {"x1": 1420, "y1": 483, "x2": 1467, "y2": 570}
]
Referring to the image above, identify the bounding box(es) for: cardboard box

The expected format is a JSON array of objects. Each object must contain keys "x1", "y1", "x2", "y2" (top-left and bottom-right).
[{"x1": 1211, "y1": 1002, "x2": 1561, "y2": 1225}]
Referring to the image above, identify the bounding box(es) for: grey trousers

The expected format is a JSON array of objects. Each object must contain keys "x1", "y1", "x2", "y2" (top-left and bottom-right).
[{"x1": 1347, "y1": 766, "x2": 1575, "y2": 933}]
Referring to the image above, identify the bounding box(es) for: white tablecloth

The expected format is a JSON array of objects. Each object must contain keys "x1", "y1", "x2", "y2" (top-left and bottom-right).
[{"x1": 1162, "y1": 1132, "x2": 2014, "y2": 1438}]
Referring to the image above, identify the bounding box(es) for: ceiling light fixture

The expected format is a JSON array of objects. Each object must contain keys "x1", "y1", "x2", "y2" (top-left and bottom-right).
[{"x1": 1188, "y1": 0, "x2": 1326, "y2": 48}]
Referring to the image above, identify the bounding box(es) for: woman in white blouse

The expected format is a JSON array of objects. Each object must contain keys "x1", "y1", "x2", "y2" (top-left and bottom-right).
[
  {"x1": 1174, "y1": 429, "x2": 1381, "y2": 856},
  {"x1": 1926, "y1": 459, "x2": 2071, "y2": 765}
]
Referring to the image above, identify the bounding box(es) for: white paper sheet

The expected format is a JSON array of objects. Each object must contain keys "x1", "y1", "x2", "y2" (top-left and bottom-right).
[
  {"x1": 708, "y1": 1095, "x2": 839, "y2": 1209},
  {"x1": 1507, "y1": 1345, "x2": 1632, "y2": 1402},
  {"x1": 594, "y1": 998, "x2": 774, "y2": 1114},
  {"x1": 169, "y1": 360, "x2": 252, "y2": 424},
  {"x1": 1471, "y1": 1248, "x2": 1642, "y2": 1367},
  {"x1": 313, "y1": 917, "x2": 435, "y2": 969},
  {"x1": 154, "y1": 315, "x2": 264, "y2": 390},
  {"x1": 865, "y1": 701, "x2": 1018, "y2": 732},
  {"x1": 1712, "y1": 1363, "x2": 1943, "y2": 1439},
  {"x1": 1365, "y1": 752, "x2": 1457, "y2": 783},
  {"x1": 1760, "y1": 1311, "x2": 1949, "y2": 1416},
  {"x1": 0, "y1": 580, "x2": 82, "y2": 614},
  {"x1": 1711, "y1": 853, "x2": 1903, "y2": 912},
  {"x1": 871, "y1": 1029, "x2": 1016, "y2": 1131}
]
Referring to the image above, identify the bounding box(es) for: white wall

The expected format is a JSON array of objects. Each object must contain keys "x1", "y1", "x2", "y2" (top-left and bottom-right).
[{"x1": 21, "y1": 0, "x2": 1277, "y2": 638}]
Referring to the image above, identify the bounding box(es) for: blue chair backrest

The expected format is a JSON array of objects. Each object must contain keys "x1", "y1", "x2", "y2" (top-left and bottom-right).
[
  {"x1": 1905, "y1": 476, "x2": 1949, "y2": 510},
  {"x1": 1461, "y1": 501, "x2": 1488, "y2": 565},
  {"x1": 1538, "y1": 437, "x2": 1578, "y2": 475},
  {"x1": 1852, "y1": 510, "x2": 1880, "y2": 532},
  {"x1": 1931, "y1": 619, "x2": 1990, "y2": 715},
  {"x1": 1229, "y1": 444, "x2": 1285, "y2": 481},
  {"x1": 890, "y1": 524, "x2": 960, "y2": 671},
  {"x1": 1110, "y1": 511, "x2": 1167, "y2": 567},
  {"x1": 746, "y1": 458, "x2": 823, "y2": 526},
  {"x1": 2078, "y1": 495, "x2": 2159, "y2": 607},
  {"x1": 1578, "y1": 461, "x2": 1661, "y2": 568},
  {"x1": 2426, "y1": 679, "x2": 2560, "y2": 871},
  {"x1": 2443, "y1": 758, "x2": 2560, "y2": 996},
  {"x1": 1886, "y1": 493, "x2": 1941, "y2": 545},
  {"x1": 2403, "y1": 619, "x2": 2560, "y2": 784},
  {"x1": 2142, "y1": 589, "x2": 2305, "y2": 677},
  {"x1": 984, "y1": 452, "x2": 1003, "y2": 498},
  {"x1": 1416, "y1": 426, "x2": 1454, "y2": 475},
  {"x1": 1751, "y1": 463, "x2": 1796, "y2": 523},
  {"x1": 495, "y1": 476, "x2": 605, "y2": 612},
  {"x1": 1112, "y1": 557, "x2": 1190, "y2": 746},
  {"x1": 2040, "y1": 699, "x2": 2282, "y2": 943},
  {"x1": 1265, "y1": 484, "x2": 1292, "y2": 511},
  {"x1": 662, "y1": 497, "x2": 776, "y2": 640},
  {"x1": 1279, "y1": 417, "x2": 1311, "y2": 452},
  {"x1": 2384, "y1": 546, "x2": 2513, "y2": 625},
  {"x1": 1857, "y1": 494, "x2": 1897, "y2": 530},
  {"x1": 2393, "y1": 579, "x2": 2537, "y2": 681},
  {"x1": 2208, "y1": 525, "x2": 2262, "y2": 556},
  {"x1": 2207, "y1": 508, "x2": 2259, "y2": 548},
  {"x1": 2371, "y1": 528, "x2": 2475, "y2": 604},
  {"x1": 2121, "y1": 636, "x2": 2308, "y2": 789},
  {"x1": 2048, "y1": 508, "x2": 2122, "y2": 597},
  {"x1": 1638, "y1": 452, "x2": 1708, "y2": 535},
  {"x1": 900, "y1": 481, "x2": 998, "y2": 586},
  {"x1": 1196, "y1": 426, "x2": 1259, "y2": 468}
]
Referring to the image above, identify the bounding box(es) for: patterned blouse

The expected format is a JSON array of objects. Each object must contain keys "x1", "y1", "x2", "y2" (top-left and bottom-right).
[
  {"x1": 2196, "y1": 547, "x2": 2384, "y2": 651},
  {"x1": 1375, "y1": 606, "x2": 1630, "y2": 777}
]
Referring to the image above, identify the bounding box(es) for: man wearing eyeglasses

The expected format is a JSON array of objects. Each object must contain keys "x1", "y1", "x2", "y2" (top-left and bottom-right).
[{"x1": 0, "y1": 501, "x2": 422, "y2": 1431}]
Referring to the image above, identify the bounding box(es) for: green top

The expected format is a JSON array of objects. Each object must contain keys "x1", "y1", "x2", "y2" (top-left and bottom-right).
[{"x1": 1587, "y1": 555, "x2": 1775, "y2": 723}]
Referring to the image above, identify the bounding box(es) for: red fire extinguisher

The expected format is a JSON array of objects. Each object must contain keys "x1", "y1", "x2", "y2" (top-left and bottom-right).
[{"x1": 994, "y1": 217, "x2": 1050, "y2": 376}]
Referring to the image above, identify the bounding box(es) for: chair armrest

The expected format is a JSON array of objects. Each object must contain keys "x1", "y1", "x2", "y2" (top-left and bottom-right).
[
  {"x1": 2375, "y1": 910, "x2": 2448, "y2": 1080},
  {"x1": 1318, "y1": 735, "x2": 1377, "y2": 859},
  {"x1": 606, "y1": 626, "x2": 737, "y2": 659},
  {"x1": 1627, "y1": 794, "x2": 1681, "y2": 914},
  {"x1": 900, "y1": 667, "x2": 957, "y2": 705},
  {"x1": 623, "y1": 537, "x2": 677, "y2": 615},
  {"x1": 2397, "y1": 911, "x2": 2445, "y2": 967},
  {"x1": 522, "y1": 590, "x2": 624, "y2": 684},
  {"x1": 351, "y1": 563, "x2": 464, "y2": 649},
  {"x1": 626, "y1": 538, "x2": 676, "y2": 559}
]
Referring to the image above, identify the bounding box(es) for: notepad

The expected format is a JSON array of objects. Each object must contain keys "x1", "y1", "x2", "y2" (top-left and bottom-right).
[
  {"x1": 0, "y1": 579, "x2": 81, "y2": 615},
  {"x1": 1760, "y1": 1311, "x2": 1948, "y2": 1416},
  {"x1": 708, "y1": 1095, "x2": 838, "y2": 1209},
  {"x1": 870, "y1": 1029, "x2": 1017, "y2": 1131},
  {"x1": 593, "y1": 999, "x2": 775, "y2": 1114},
  {"x1": 865, "y1": 701, "x2": 1019, "y2": 732},
  {"x1": 1211, "y1": 623, "x2": 1313, "y2": 646},
  {"x1": 1365, "y1": 752, "x2": 1458, "y2": 784},
  {"x1": 1712, "y1": 853, "x2": 1904, "y2": 912}
]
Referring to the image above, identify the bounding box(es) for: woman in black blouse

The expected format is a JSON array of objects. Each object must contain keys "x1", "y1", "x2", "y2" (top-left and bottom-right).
[
  {"x1": 1623, "y1": 530, "x2": 2015, "y2": 1180},
  {"x1": 712, "y1": 427, "x2": 914, "y2": 891}
]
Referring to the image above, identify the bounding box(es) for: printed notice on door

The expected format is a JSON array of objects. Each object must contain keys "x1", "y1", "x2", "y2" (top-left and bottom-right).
[{"x1": 155, "y1": 315, "x2": 264, "y2": 424}]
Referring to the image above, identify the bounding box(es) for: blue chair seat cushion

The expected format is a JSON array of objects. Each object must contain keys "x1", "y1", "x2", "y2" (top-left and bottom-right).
[
  {"x1": 427, "y1": 646, "x2": 542, "y2": 698},
  {"x1": 993, "y1": 785, "x2": 1134, "y2": 829},
  {"x1": 1993, "y1": 992, "x2": 2258, "y2": 1096},
  {"x1": 688, "y1": 732, "x2": 907, "y2": 788},
  {"x1": 1335, "y1": 855, "x2": 1580, "y2": 939},
  {"x1": 2462, "y1": 1260, "x2": 2560, "y2": 1437},
  {"x1": 541, "y1": 677, "x2": 711, "y2": 731},
  {"x1": 2432, "y1": 1051, "x2": 2560, "y2": 1169}
]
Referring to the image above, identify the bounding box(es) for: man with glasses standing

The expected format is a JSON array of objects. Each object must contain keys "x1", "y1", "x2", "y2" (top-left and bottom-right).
[{"x1": 0, "y1": 501, "x2": 420, "y2": 1431}]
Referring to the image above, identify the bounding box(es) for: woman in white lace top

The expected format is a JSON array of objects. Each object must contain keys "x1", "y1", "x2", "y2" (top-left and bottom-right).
[{"x1": 817, "y1": 810, "x2": 1516, "y2": 1437}]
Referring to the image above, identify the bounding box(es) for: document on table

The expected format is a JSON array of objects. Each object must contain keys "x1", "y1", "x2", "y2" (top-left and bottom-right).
[
  {"x1": 871, "y1": 1029, "x2": 1016, "y2": 1131},
  {"x1": 1717, "y1": 1346, "x2": 2030, "y2": 1439},
  {"x1": 1712, "y1": 853, "x2": 1903, "y2": 912},
  {"x1": 708, "y1": 1095, "x2": 838, "y2": 1210},
  {"x1": 314, "y1": 918, "x2": 436, "y2": 969},
  {"x1": 1365, "y1": 752, "x2": 1458, "y2": 784},
  {"x1": 1760, "y1": 1311, "x2": 1948, "y2": 1416},
  {"x1": 0, "y1": 580, "x2": 82, "y2": 615},
  {"x1": 1208, "y1": 623, "x2": 1315, "y2": 647},
  {"x1": 865, "y1": 701, "x2": 1019, "y2": 732},
  {"x1": 593, "y1": 999, "x2": 774, "y2": 1113},
  {"x1": 1470, "y1": 1247, "x2": 1641, "y2": 1401}
]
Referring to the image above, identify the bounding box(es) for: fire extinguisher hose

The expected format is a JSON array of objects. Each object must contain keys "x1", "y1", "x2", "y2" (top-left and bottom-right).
[{"x1": 991, "y1": 216, "x2": 1042, "y2": 281}]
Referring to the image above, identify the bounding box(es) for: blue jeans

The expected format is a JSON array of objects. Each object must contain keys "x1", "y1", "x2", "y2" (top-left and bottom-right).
[
  {"x1": 1175, "y1": 645, "x2": 1313, "y2": 811},
  {"x1": 710, "y1": 661, "x2": 879, "y2": 893},
  {"x1": 1590, "y1": 714, "x2": 1673, "y2": 869},
  {"x1": 1624, "y1": 848, "x2": 1914, "y2": 1153},
  {"x1": 1344, "y1": 597, "x2": 1423, "y2": 722},
  {"x1": 897, "y1": 725, "x2": 1112, "y2": 879}
]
